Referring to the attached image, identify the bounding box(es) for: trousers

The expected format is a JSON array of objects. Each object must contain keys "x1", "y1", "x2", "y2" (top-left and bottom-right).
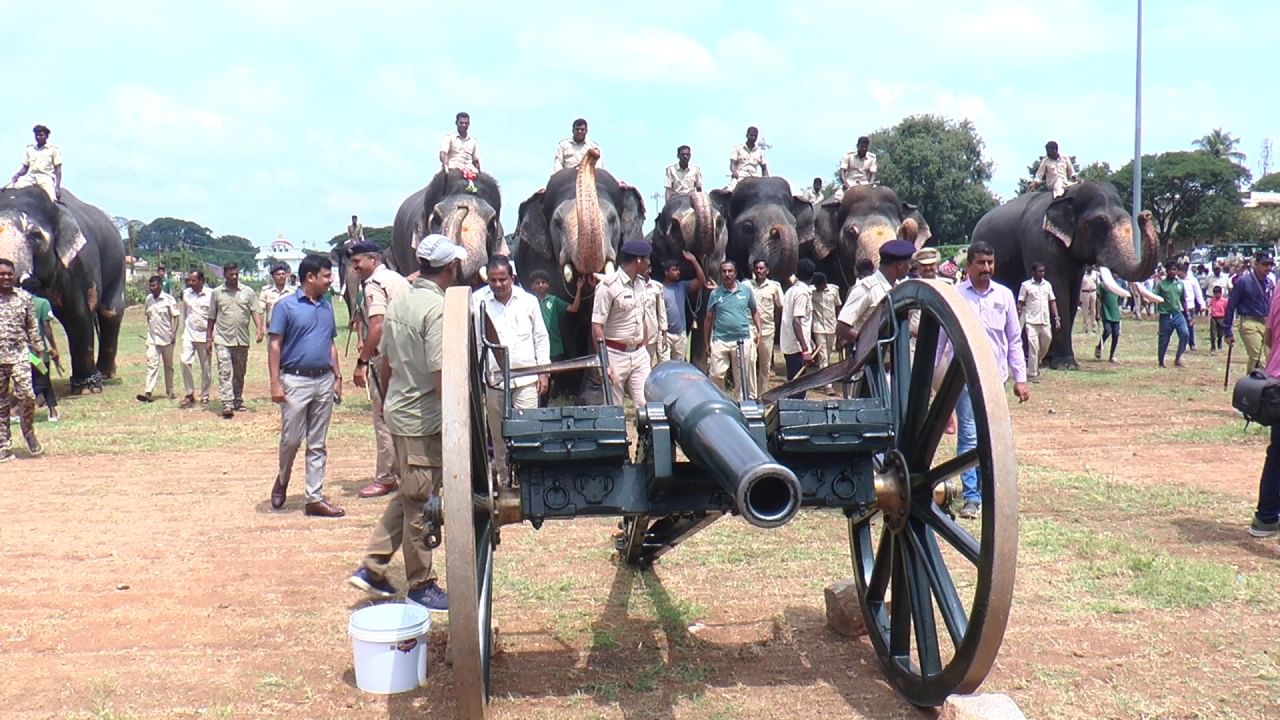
[
  {"x1": 181, "y1": 334, "x2": 212, "y2": 399},
  {"x1": 486, "y1": 383, "x2": 539, "y2": 485},
  {"x1": 0, "y1": 360, "x2": 37, "y2": 450},
  {"x1": 708, "y1": 337, "x2": 756, "y2": 398},
  {"x1": 368, "y1": 362, "x2": 397, "y2": 485},
  {"x1": 363, "y1": 434, "x2": 442, "y2": 588},
  {"x1": 606, "y1": 346, "x2": 650, "y2": 408},
  {"x1": 1158, "y1": 312, "x2": 1190, "y2": 365},
  {"x1": 215, "y1": 344, "x2": 249, "y2": 407},
  {"x1": 276, "y1": 373, "x2": 335, "y2": 503},
  {"x1": 755, "y1": 333, "x2": 775, "y2": 397},
  {"x1": 1024, "y1": 323, "x2": 1052, "y2": 377},
  {"x1": 1079, "y1": 291, "x2": 1098, "y2": 333},
  {"x1": 144, "y1": 342, "x2": 175, "y2": 396},
  {"x1": 659, "y1": 331, "x2": 687, "y2": 363},
  {"x1": 1239, "y1": 317, "x2": 1270, "y2": 371}
]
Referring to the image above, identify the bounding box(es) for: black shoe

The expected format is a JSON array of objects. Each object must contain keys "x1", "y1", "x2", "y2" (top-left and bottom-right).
[
  {"x1": 136, "y1": 392, "x2": 153, "y2": 403},
  {"x1": 348, "y1": 567, "x2": 398, "y2": 599},
  {"x1": 1094, "y1": 345, "x2": 1102, "y2": 360},
  {"x1": 407, "y1": 581, "x2": 449, "y2": 611},
  {"x1": 221, "y1": 406, "x2": 234, "y2": 419}
]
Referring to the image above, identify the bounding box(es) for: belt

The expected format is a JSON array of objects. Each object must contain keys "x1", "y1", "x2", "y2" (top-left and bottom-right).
[
  {"x1": 1080, "y1": 289, "x2": 1096, "y2": 293},
  {"x1": 604, "y1": 339, "x2": 643, "y2": 352},
  {"x1": 1242, "y1": 315, "x2": 1267, "y2": 322},
  {"x1": 282, "y1": 367, "x2": 333, "y2": 378}
]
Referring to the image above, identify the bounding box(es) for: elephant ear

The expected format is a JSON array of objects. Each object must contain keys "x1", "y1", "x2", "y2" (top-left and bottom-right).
[
  {"x1": 515, "y1": 190, "x2": 552, "y2": 260},
  {"x1": 791, "y1": 196, "x2": 817, "y2": 247},
  {"x1": 812, "y1": 199, "x2": 841, "y2": 261},
  {"x1": 709, "y1": 189, "x2": 732, "y2": 219},
  {"x1": 619, "y1": 186, "x2": 647, "y2": 243},
  {"x1": 900, "y1": 202, "x2": 932, "y2": 248},
  {"x1": 492, "y1": 219, "x2": 509, "y2": 257},
  {"x1": 1043, "y1": 195, "x2": 1076, "y2": 248},
  {"x1": 54, "y1": 206, "x2": 89, "y2": 268}
]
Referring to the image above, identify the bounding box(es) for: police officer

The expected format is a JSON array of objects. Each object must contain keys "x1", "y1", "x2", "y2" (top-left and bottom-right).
[{"x1": 591, "y1": 240, "x2": 653, "y2": 407}]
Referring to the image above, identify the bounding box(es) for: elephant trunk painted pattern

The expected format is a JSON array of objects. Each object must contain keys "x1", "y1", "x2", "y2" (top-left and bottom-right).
[
  {"x1": 690, "y1": 191, "x2": 714, "y2": 258},
  {"x1": 571, "y1": 148, "x2": 606, "y2": 276}
]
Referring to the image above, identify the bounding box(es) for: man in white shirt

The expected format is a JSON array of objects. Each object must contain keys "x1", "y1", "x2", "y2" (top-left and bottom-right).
[
  {"x1": 728, "y1": 126, "x2": 768, "y2": 189},
  {"x1": 811, "y1": 272, "x2": 841, "y2": 391},
  {"x1": 439, "y1": 111, "x2": 481, "y2": 176},
  {"x1": 554, "y1": 118, "x2": 601, "y2": 172},
  {"x1": 1017, "y1": 262, "x2": 1060, "y2": 382},
  {"x1": 473, "y1": 256, "x2": 550, "y2": 486},
  {"x1": 800, "y1": 177, "x2": 825, "y2": 205},
  {"x1": 178, "y1": 270, "x2": 214, "y2": 408},
  {"x1": 750, "y1": 259, "x2": 784, "y2": 395},
  {"x1": 1079, "y1": 264, "x2": 1100, "y2": 334},
  {"x1": 779, "y1": 259, "x2": 816, "y2": 398},
  {"x1": 1180, "y1": 262, "x2": 1205, "y2": 352},
  {"x1": 8, "y1": 124, "x2": 61, "y2": 202},
  {"x1": 1028, "y1": 141, "x2": 1078, "y2": 198},
  {"x1": 137, "y1": 274, "x2": 181, "y2": 403},
  {"x1": 664, "y1": 145, "x2": 703, "y2": 202},
  {"x1": 839, "y1": 136, "x2": 877, "y2": 189}
]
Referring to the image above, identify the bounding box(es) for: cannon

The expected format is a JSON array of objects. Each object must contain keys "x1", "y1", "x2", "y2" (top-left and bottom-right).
[{"x1": 439, "y1": 279, "x2": 1018, "y2": 718}]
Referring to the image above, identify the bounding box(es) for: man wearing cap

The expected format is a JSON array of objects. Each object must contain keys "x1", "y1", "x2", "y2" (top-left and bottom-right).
[
  {"x1": 704, "y1": 260, "x2": 761, "y2": 397},
  {"x1": 592, "y1": 240, "x2": 654, "y2": 407},
  {"x1": 750, "y1": 259, "x2": 784, "y2": 394},
  {"x1": 472, "y1": 255, "x2": 549, "y2": 485},
  {"x1": 836, "y1": 240, "x2": 916, "y2": 347},
  {"x1": 260, "y1": 264, "x2": 292, "y2": 328},
  {"x1": 914, "y1": 247, "x2": 947, "y2": 283},
  {"x1": 347, "y1": 233, "x2": 465, "y2": 611},
  {"x1": 1223, "y1": 251, "x2": 1275, "y2": 372},
  {"x1": 348, "y1": 240, "x2": 411, "y2": 499}
]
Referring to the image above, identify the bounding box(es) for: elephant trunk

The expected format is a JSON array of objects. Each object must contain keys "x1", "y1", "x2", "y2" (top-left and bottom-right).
[
  {"x1": 677, "y1": 210, "x2": 697, "y2": 255},
  {"x1": 442, "y1": 204, "x2": 485, "y2": 280},
  {"x1": 571, "y1": 148, "x2": 606, "y2": 275},
  {"x1": 857, "y1": 223, "x2": 899, "y2": 268},
  {"x1": 1098, "y1": 210, "x2": 1159, "y2": 282},
  {"x1": 690, "y1": 190, "x2": 714, "y2": 257},
  {"x1": 758, "y1": 223, "x2": 798, "y2": 281}
]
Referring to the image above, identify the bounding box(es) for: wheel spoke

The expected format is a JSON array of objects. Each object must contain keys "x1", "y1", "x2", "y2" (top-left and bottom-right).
[
  {"x1": 889, "y1": 533, "x2": 912, "y2": 663},
  {"x1": 911, "y1": 521, "x2": 968, "y2": 647},
  {"x1": 902, "y1": 520, "x2": 943, "y2": 677},
  {"x1": 866, "y1": 524, "x2": 893, "y2": 603},
  {"x1": 909, "y1": 359, "x2": 963, "y2": 469},
  {"x1": 916, "y1": 449, "x2": 979, "y2": 490},
  {"x1": 892, "y1": 314, "x2": 913, "y2": 430},
  {"x1": 917, "y1": 502, "x2": 980, "y2": 565}
]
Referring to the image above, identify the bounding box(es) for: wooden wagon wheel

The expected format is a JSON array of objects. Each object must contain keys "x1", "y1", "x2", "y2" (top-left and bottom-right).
[
  {"x1": 442, "y1": 285, "x2": 497, "y2": 720},
  {"x1": 849, "y1": 279, "x2": 1018, "y2": 707}
]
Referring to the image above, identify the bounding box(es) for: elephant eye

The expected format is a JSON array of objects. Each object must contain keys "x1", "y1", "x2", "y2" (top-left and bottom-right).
[
  {"x1": 429, "y1": 210, "x2": 443, "y2": 228},
  {"x1": 743, "y1": 221, "x2": 755, "y2": 233}
]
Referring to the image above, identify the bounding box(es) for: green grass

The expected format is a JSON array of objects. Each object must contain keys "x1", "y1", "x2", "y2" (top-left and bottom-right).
[{"x1": 1164, "y1": 420, "x2": 1269, "y2": 444}]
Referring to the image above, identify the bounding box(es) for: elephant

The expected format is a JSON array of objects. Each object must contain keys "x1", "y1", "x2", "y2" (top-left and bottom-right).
[
  {"x1": 709, "y1": 176, "x2": 814, "y2": 285},
  {"x1": 970, "y1": 181, "x2": 1159, "y2": 369},
  {"x1": 389, "y1": 169, "x2": 505, "y2": 284},
  {"x1": 514, "y1": 149, "x2": 645, "y2": 360},
  {"x1": 328, "y1": 242, "x2": 360, "y2": 330},
  {"x1": 811, "y1": 185, "x2": 931, "y2": 290},
  {"x1": 647, "y1": 191, "x2": 727, "y2": 368},
  {"x1": 0, "y1": 186, "x2": 124, "y2": 392}
]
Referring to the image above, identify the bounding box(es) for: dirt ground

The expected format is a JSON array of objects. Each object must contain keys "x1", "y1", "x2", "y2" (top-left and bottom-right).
[{"x1": 2, "y1": 314, "x2": 1277, "y2": 719}]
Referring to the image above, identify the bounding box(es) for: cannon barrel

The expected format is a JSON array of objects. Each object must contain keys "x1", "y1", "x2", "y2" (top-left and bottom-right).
[{"x1": 645, "y1": 362, "x2": 801, "y2": 528}]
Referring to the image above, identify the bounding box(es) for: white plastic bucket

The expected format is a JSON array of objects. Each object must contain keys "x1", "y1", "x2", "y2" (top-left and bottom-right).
[{"x1": 348, "y1": 602, "x2": 430, "y2": 694}]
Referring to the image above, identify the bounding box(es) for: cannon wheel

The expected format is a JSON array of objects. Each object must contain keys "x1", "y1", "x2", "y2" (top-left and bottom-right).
[
  {"x1": 442, "y1": 286, "x2": 496, "y2": 720},
  {"x1": 849, "y1": 279, "x2": 1018, "y2": 707}
]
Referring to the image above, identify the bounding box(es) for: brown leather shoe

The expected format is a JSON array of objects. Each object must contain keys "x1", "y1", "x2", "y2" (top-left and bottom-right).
[
  {"x1": 305, "y1": 499, "x2": 346, "y2": 518},
  {"x1": 270, "y1": 476, "x2": 288, "y2": 510},
  {"x1": 357, "y1": 480, "x2": 399, "y2": 498}
]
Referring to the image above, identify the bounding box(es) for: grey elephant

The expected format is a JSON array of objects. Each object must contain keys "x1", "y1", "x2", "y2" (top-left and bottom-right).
[
  {"x1": 0, "y1": 186, "x2": 124, "y2": 392},
  {"x1": 971, "y1": 181, "x2": 1159, "y2": 369},
  {"x1": 648, "y1": 190, "x2": 726, "y2": 282},
  {"x1": 811, "y1": 185, "x2": 931, "y2": 289},
  {"x1": 709, "y1": 177, "x2": 815, "y2": 284},
  {"x1": 389, "y1": 169, "x2": 505, "y2": 283},
  {"x1": 514, "y1": 149, "x2": 645, "y2": 360}
]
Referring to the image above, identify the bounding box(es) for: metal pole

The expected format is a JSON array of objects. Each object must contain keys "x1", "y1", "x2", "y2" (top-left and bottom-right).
[{"x1": 1132, "y1": 0, "x2": 1143, "y2": 255}]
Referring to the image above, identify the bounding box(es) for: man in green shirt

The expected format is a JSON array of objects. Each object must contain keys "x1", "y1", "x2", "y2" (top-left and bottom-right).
[
  {"x1": 527, "y1": 270, "x2": 586, "y2": 405},
  {"x1": 20, "y1": 278, "x2": 59, "y2": 421},
  {"x1": 206, "y1": 263, "x2": 264, "y2": 418},
  {"x1": 704, "y1": 260, "x2": 761, "y2": 396},
  {"x1": 348, "y1": 234, "x2": 466, "y2": 612},
  {"x1": 1154, "y1": 261, "x2": 1189, "y2": 368},
  {"x1": 1093, "y1": 276, "x2": 1123, "y2": 364}
]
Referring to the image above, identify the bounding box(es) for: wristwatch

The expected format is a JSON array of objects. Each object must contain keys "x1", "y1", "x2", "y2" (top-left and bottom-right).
[{"x1": 356, "y1": 358, "x2": 369, "y2": 368}]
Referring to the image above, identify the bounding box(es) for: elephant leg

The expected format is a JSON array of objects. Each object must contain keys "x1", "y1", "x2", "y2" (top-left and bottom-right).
[
  {"x1": 61, "y1": 307, "x2": 101, "y2": 394},
  {"x1": 96, "y1": 310, "x2": 123, "y2": 379},
  {"x1": 1047, "y1": 274, "x2": 1080, "y2": 370}
]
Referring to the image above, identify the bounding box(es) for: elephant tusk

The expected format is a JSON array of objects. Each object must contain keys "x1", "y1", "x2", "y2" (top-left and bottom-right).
[
  {"x1": 604, "y1": 261, "x2": 615, "y2": 275},
  {"x1": 1097, "y1": 266, "x2": 1131, "y2": 299},
  {"x1": 478, "y1": 266, "x2": 488, "y2": 283},
  {"x1": 563, "y1": 263, "x2": 575, "y2": 285}
]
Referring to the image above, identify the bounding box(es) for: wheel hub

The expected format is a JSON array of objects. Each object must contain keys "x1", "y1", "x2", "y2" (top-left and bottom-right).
[{"x1": 873, "y1": 450, "x2": 910, "y2": 532}]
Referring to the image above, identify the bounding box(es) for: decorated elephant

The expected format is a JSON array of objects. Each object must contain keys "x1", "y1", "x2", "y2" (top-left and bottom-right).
[
  {"x1": 0, "y1": 186, "x2": 124, "y2": 392},
  {"x1": 970, "y1": 181, "x2": 1159, "y2": 369},
  {"x1": 811, "y1": 185, "x2": 931, "y2": 289},
  {"x1": 514, "y1": 149, "x2": 645, "y2": 361},
  {"x1": 709, "y1": 177, "x2": 814, "y2": 285},
  {"x1": 389, "y1": 169, "x2": 505, "y2": 284}
]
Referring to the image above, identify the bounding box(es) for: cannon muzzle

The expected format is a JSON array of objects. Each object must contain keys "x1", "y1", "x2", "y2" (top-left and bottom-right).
[{"x1": 645, "y1": 362, "x2": 801, "y2": 528}]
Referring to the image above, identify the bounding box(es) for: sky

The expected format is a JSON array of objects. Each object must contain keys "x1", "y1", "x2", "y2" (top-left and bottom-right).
[{"x1": 5, "y1": 0, "x2": 1277, "y2": 252}]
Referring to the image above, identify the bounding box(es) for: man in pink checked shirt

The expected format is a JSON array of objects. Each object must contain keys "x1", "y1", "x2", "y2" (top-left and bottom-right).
[{"x1": 1246, "y1": 274, "x2": 1280, "y2": 539}]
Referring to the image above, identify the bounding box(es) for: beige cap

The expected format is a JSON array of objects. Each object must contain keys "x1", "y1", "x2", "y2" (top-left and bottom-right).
[{"x1": 913, "y1": 247, "x2": 941, "y2": 265}]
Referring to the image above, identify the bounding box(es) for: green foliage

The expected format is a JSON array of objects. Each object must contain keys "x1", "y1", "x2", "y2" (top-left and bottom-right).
[
  {"x1": 1079, "y1": 161, "x2": 1114, "y2": 183},
  {"x1": 328, "y1": 225, "x2": 392, "y2": 249},
  {"x1": 1228, "y1": 206, "x2": 1280, "y2": 247},
  {"x1": 1193, "y1": 128, "x2": 1247, "y2": 164},
  {"x1": 867, "y1": 114, "x2": 998, "y2": 244},
  {"x1": 1110, "y1": 151, "x2": 1246, "y2": 254},
  {"x1": 135, "y1": 219, "x2": 258, "y2": 269},
  {"x1": 1252, "y1": 172, "x2": 1280, "y2": 192}
]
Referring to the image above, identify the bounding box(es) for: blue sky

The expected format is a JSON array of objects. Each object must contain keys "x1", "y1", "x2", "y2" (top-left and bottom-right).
[{"x1": 5, "y1": 0, "x2": 1276, "y2": 250}]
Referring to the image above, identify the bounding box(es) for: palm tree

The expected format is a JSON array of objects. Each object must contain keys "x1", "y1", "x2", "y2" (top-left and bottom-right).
[{"x1": 1193, "y1": 128, "x2": 1247, "y2": 164}]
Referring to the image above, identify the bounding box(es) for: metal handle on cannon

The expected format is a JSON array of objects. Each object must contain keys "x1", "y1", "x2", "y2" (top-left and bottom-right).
[{"x1": 644, "y1": 362, "x2": 801, "y2": 528}]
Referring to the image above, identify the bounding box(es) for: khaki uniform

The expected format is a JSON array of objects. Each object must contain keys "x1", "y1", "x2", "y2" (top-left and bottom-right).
[
  {"x1": 664, "y1": 164, "x2": 703, "y2": 196},
  {"x1": 1079, "y1": 270, "x2": 1099, "y2": 334},
  {"x1": 259, "y1": 284, "x2": 291, "y2": 327},
  {"x1": 1034, "y1": 156, "x2": 1077, "y2": 197},
  {"x1": 591, "y1": 269, "x2": 651, "y2": 407},
  {"x1": 0, "y1": 290, "x2": 44, "y2": 451},
  {"x1": 812, "y1": 284, "x2": 841, "y2": 376},
  {"x1": 208, "y1": 284, "x2": 262, "y2": 409},
  {"x1": 347, "y1": 223, "x2": 364, "y2": 243},
  {"x1": 800, "y1": 187, "x2": 824, "y2": 205},
  {"x1": 642, "y1": 278, "x2": 668, "y2": 366},
  {"x1": 13, "y1": 144, "x2": 61, "y2": 201},
  {"x1": 180, "y1": 286, "x2": 213, "y2": 400},
  {"x1": 143, "y1": 292, "x2": 180, "y2": 397},
  {"x1": 363, "y1": 278, "x2": 446, "y2": 589},
  {"x1": 440, "y1": 132, "x2": 479, "y2": 173},
  {"x1": 729, "y1": 143, "x2": 766, "y2": 188},
  {"x1": 362, "y1": 265, "x2": 412, "y2": 487},
  {"x1": 554, "y1": 138, "x2": 601, "y2": 172},
  {"x1": 838, "y1": 271, "x2": 893, "y2": 341},
  {"x1": 839, "y1": 151, "x2": 877, "y2": 187},
  {"x1": 750, "y1": 278, "x2": 783, "y2": 394},
  {"x1": 1018, "y1": 279, "x2": 1056, "y2": 379}
]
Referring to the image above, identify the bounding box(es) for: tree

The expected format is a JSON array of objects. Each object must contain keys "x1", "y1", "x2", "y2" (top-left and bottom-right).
[
  {"x1": 1228, "y1": 207, "x2": 1280, "y2": 247},
  {"x1": 1078, "y1": 161, "x2": 1113, "y2": 184},
  {"x1": 1193, "y1": 128, "x2": 1247, "y2": 164},
  {"x1": 328, "y1": 225, "x2": 393, "y2": 250},
  {"x1": 867, "y1": 115, "x2": 998, "y2": 244},
  {"x1": 1110, "y1": 151, "x2": 1246, "y2": 255},
  {"x1": 1252, "y1": 172, "x2": 1280, "y2": 193}
]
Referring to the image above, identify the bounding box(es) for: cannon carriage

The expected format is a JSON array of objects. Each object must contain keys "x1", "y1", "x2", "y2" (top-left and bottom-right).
[{"x1": 437, "y1": 279, "x2": 1018, "y2": 719}]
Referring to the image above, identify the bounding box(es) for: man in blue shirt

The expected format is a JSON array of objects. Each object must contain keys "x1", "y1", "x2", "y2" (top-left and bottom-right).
[
  {"x1": 267, "y1": 255, "x2": 345, "y2": 518},
  {"x1": 660, "y1": 250, "x2": 708, "y2": 362},
  {"x1": 1224, "y1": 251, "x2": 1275, "y2": 371}
]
